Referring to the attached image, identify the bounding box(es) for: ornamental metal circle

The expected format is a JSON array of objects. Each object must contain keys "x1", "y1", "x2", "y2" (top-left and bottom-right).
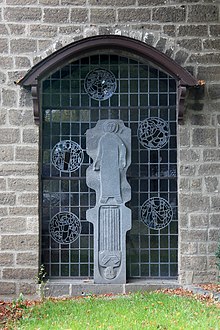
[
  {"x1": 141, "y1": 197, "x2": 173, "y2": 230},
  {"x1": 52, "y1": 140, "x2": 84, "y2": 172},
  {"x1": 49, "y1": 211, "x2": 81, "y2": 244},
  {"x1": 84, "y1": 68, "x2": 117, "y2": 101},
  {"x1": 138, "y1": 117, "x2": 170, "y2": 149}
]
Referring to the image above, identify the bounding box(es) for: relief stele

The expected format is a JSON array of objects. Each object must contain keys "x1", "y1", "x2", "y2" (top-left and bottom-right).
[{"x1": 86, "y1": 119, "x2": 131, "y2": 284}]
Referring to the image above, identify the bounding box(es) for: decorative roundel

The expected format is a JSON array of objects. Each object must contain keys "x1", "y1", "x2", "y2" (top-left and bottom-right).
[
  {"x1": 141, "y1": 197, "x2": 173, "y2": 230},
  {"x1": 84, "y1": 68, "x2": 117, "y2": 101},
  {"x1": 49, "y1": 211, "x2": 81, "y2": 244},
  {"x1": 52, "y1": 140, "x2": 84, "y2": 172},
  {"x1": 138, "y1": 117, "x2": 170, "y2": 149}
]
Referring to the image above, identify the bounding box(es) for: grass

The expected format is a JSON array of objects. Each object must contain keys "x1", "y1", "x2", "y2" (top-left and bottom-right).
[{"x1": 8, "y1": 291, "x2": 220, "y2": 330}]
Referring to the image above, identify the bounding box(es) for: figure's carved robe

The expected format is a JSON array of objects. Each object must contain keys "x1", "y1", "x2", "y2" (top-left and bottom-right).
[{"x1": 94, "y1": 132, "x2": 126, "y2": 204}]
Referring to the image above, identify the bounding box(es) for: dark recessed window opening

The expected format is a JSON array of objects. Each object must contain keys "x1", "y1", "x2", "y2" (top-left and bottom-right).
[{"x1": 41, "y1": 53, "x2": 177, "y2": 279}]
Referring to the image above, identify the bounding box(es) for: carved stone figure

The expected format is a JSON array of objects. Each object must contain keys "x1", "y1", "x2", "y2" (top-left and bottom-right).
[{"x1": 86, "y1": 120, "x2": 131, "y2": 284}]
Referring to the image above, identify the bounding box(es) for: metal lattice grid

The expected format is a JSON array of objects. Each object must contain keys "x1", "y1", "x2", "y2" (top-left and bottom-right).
[{"x1": 41, "y1": 53, "x2": 177, "y2": 278}]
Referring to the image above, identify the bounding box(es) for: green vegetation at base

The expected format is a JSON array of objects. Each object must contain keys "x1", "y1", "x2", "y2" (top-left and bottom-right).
[{"x1": 9, "y1": 291, "x2": 220, "y2": 330}]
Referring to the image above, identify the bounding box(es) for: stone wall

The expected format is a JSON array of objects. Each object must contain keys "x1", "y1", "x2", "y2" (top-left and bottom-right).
[{"x1": 0, "y1": 0, "x2": 220, "y2": 297}]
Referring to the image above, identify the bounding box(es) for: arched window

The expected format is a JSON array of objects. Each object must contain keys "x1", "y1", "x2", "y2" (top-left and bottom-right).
[{"x1": 19, "y1": 36, "x2": 198, "y2": 280}]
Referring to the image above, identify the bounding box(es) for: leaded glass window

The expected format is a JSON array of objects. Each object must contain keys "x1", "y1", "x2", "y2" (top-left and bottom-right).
[{"x1": 41, "y1": 53, "x2": 177, "y2": 279}]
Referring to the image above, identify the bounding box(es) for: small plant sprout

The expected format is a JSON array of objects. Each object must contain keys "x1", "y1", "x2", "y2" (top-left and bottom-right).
[{"x1": 36, "y1": 264, "x2": 48, "y2": 300}]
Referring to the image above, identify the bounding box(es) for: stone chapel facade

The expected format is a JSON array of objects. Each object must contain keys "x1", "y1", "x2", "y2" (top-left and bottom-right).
[{"x1": 0, "y1": 0, "x2": 220, "y2": 298}]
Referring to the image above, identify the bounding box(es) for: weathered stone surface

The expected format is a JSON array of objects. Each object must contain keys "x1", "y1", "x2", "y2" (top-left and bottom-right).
[
  {"x1": 203, "y1": 39, "x2": 220, "y2": 50},
  {"x1": 1, "y1": 163, "x2": 37, "y2": 176},
  {"x1": 152, "y1": 6, "x2": 186, "y2": 22},
  {"x1": 14, "y1": 56, "x2": 31, "y2": 69},
  {"x1": 187, "y1": 5, "x2": 219, "y2": 23},
  {"x1": 8, "y1": 178, "x2": 38, "y2": 191},
  {"x1": 180, "y1": 165, "x2": 196, "y2": 176},
  {"x1": 0, "y1": 56, "x2": 13, "y2": 69},
  {"x1": 6, "y1": 0, "x2": 37, "y2": 4},
  {"x1": 10, "y1": 39, "x2": 37, "y2": 54},
  {"x1": 179, "y1": 127, "x2": 190, "y2": 147},
  {"x1": 22, "y1": 128, "x2": 39, "y2": 143},
  {"x1": 8, "y1": 24, "x2": 26, "y2": 35},
  {"x1": 198, "y1": 66, "x2": 220, "y2": 81},
  {"x1": 3, "y1": 268, "x2": 37, "y2": 280},
  {"x1": 0, "y1": 178, "x2": 6, "y2": 191},
  {"x1": 0, "y1": 146, "x2": 14, "y2": 162},
  {"x1": 174, "y1": 50, "x2": 189, "y2": 65},
  {"x1": 179, "y1": 178, "x2": 190, "y2": 191},
  {"x1": 178, "y1": 24, "x2": 208, "y2": 37},
  {"x1": 43, "y1": 8, "x2": 69, "y2": 23},
  {"x1": 0, "y1": 193, "x2": 16, "y2": 206},
  {"x1": 0, "y1": 128, "x2": 20, "y2": 144},
  {"x1": 0, "y1": 282, "x2": 16, "y2": 295},
  {"x1": 177, "y1": 39, "x2": 202, "y2": 51},
  {"x1": 209, "y1": 214, "x2": 220, "y2": 228},
  {"x1": 192, "y1": 128, "x2": 216, "y2": 147},
  {"x1": 190, "y1": 114, "x2": 212, "y2": 126},
  {"x1": 9, "y1": 206, "x2": 38, "y2": 216},
  {"x1": 45, "y1": 283, "x2": 70, "y2": 297},
  {"x1": 18, "y1": 282, "x2": 37, "y2": 295},
  {"x1": 189, "y1": 53, "x2": 220, "y2": 64},
  {"x1": 210, "y1": 196, "x2": 220, "y2": 212},
  {"x1": 89, "y1": 0, "x2": 135, "y2": 5},
  {"x1": 189, "y1": 214, "x2": 209, "y2": 228},
  {"x1": 179, "y1": 194, "x2": 210, "y2": 212},
  {"x1": 118, "y1": 8, "x2": 151, "y2": 22},
  {"x1": 15, "y1": 146, "x2": 38, "y2": 162},
  {"x1": 70, "y1": 8, "x2": 88, "y2": 23},
  {"x1": 203, "y1": 149, "x2": 220, "y2": 162},
  {"x1": 190, "y1": 178, "x2": 202, "y2": 191},
  {"x1": 0, "y1": 253, "x2": 14, "y2": 266},
  {"x1": 1, "y1": 234, "x2": 38, "y2": 250},
  {"x1": 16, "y1": 252, "x2": 38, "y2": 266},
  {"x1": 180, "y1": 149, "x2": 200, "y2": 162},
  {"x1": 205, "y1": 177, "x2": 219, "y2": 192},
  {"x1": 2, "y1": 88, "x2": 18, "y2": 107},
  {"x1": 210, "y1": 24, "x2": 220, "y2": 36},
  {"x1": 0, "y1": 38, "x2": 9, "y2": 54},
  {"x1": 39, "y1": 0, "x2": 59, "y2": 5},
  {"x1": 208, "y1": 228, "x2": 220, "y2": 241},
  {"x1": 9, "y1": 109, "x2": 33, "y2": 126},
  {"x1": 86, "y1": 120, "x2": 131, "y2": 284},
  {"x1": 90, "y1": 9, "x2": 116, "y2": 24},
  {"x1": 191, "y1": 256, "x2": 207, "y2": 271},
  {"x1": 199, "y1": 163, "x2": 220, "y2": 176},
  {"x1": 30, "y1": 24, "x2": 58, "y2": 38},
  {"x1": 3, "y1": 7, "x2": 42, "y2": 22},
  {"x1": 0, "y1": 217, "x2": 26, "y2": 233},
  {"x1": 17, "y1": 193, "x2": 38, "y2": 206}
]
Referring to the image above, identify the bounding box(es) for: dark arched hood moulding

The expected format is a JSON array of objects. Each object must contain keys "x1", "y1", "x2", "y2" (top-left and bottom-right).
[{"x1": 18, "y1": 35, "x2": 199, "y2": 124}]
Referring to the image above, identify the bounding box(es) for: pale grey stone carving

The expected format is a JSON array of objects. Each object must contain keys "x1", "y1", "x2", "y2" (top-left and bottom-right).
[{"x1": 86, "y1": 120, "x2": 131, "y2": 284}]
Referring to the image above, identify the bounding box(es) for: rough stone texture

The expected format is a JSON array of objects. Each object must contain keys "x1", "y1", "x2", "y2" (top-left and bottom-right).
[{"x1": 0, "y1": 0, "x2": 219, "y2": 297}]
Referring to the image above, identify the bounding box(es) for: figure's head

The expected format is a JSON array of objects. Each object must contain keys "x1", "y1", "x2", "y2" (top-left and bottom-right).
[{"x1": 103, "y1": 120, "x2": 118, "y2": 133}]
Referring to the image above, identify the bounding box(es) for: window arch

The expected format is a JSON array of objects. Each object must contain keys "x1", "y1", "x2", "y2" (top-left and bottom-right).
[{"x1": 19, "y1": 36, "x2": 198, "y2": 280}]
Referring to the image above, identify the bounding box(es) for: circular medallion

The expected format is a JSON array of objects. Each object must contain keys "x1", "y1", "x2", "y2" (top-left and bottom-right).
[
  {"x1": 84, "y1": 68, "x2": 117, "y2": 101},
  {"x1": 49, "y1": 211, "x2": 81, "y2": 244},
  {"x1": 141, "y1": 197, "x2": 173, "y2": 230},
  {"x1": 52, "y1": 140, "x2": 84, "y2": 172},
  {"x1": 138, "y1": 117, "x2": 170, "y2": 149}
]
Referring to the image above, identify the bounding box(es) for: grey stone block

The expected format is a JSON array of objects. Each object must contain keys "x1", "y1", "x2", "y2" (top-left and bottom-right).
[
  {"x1": 86, "y1": 120, "x2": 131, "y2": 284},
  {"x1": 0, "y1": 281, "x2": 16, "y2": 295},
  {"x1": 118, "y1": 8, "x2": 151, "y2": 22},
  {"x1": 187, "y1": 5, "x2": 219, "y2": 23},
  {"x1": 90, "y1": 9, "x2": 116, "y2": 24},
  {"x1": 192, "y1": 128, "x2": 216, "y2": 147},
  {"x1": 4, "y1": 7, "x2": 42, "y2": 22},
  {"x1": 152, "y1": 6, "x2": 186, "y2": 22}
]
